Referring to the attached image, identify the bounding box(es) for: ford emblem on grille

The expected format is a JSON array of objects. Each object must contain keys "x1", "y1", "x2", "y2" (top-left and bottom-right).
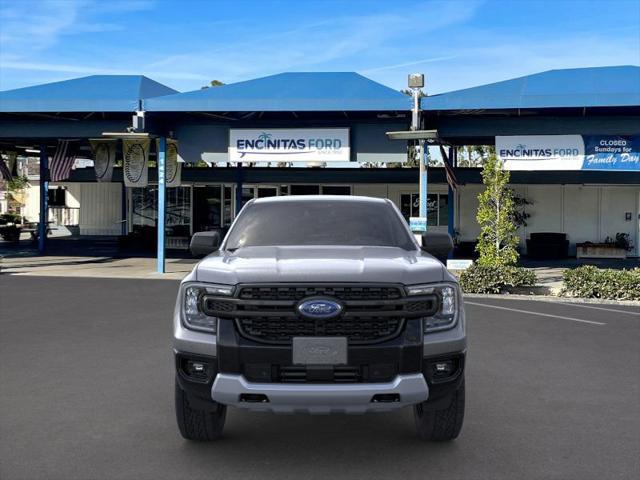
[{"x1": 297, "y1": 298, "x2": 343, "y2": 319}]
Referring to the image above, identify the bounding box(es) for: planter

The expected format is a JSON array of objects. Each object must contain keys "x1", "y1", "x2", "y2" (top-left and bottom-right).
[{"x1": 576, "y1": 243, "x2": 627, "y2": 259}]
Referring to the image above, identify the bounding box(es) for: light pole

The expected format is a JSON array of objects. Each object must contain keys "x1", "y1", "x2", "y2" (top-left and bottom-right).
[{"x1": 408, "y1": 73, "x2": 427, "y2": 220}]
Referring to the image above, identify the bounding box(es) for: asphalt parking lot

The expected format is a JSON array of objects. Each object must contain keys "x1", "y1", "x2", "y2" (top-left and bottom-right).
[{"x1": 1, "y1": 276, "x2": 638, "y2": 480}]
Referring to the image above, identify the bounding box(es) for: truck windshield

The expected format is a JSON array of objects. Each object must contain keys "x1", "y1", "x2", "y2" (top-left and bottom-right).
[{"x1": 224, "y1": 199, "x2": 416, "y2": 250}]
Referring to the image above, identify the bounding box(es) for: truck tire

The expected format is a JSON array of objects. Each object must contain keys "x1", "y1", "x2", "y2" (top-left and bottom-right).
[
  {"x1": 413, "y1": 378, "x2": 465, "y2": 441},
  {"x1": 175, "y1": 379, "x2": 226, "y2": 441}
]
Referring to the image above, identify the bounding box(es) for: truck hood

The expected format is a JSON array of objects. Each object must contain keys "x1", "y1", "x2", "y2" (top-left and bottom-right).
[{"x1": 195, "y1": 246, "x2": 446, "y2": 285}]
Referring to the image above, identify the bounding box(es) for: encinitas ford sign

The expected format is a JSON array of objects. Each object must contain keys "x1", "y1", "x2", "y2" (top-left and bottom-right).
[
  {"x1": 497, "y1": 135, "x2": 585, "y2": 170},
  {"x1": 229, "y1": 128, "x2": 350, "y2": 162}
]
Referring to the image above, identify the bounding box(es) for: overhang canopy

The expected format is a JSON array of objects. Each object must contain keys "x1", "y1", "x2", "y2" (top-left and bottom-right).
[
  {"x1": 145, "y1": 72, "x2": 411, "y2": 112},
  {"x1": 422, "y1": 65, "x2": 640, "y2": 111},
  {"x1": 0, "y1": 75, "x2": 178, "y2": 113}
]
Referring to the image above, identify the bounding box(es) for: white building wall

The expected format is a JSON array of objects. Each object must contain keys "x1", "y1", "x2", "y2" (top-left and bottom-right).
[
  {"x1": 23, "y1": 182, "x2": 40, "y2": 222},
  {"x1": 522, "y1": 185, "x2": 564, "y2": 235},
  {"x1": 599, "y1": 186, "x2": 639, "y2": 255},
  {"x1": 562, "y1": 186, "x2": 599, "y2": 254},
  {"x1": 456, "y1": 183, "x2": 640, "y2": 257},
  {"x1": 64, "y1": 184, "x2": 81, "y2": 208},
  {"x1": 78, "y1": 182, "x2": 122, "y2": 235},
  {"x1": 352, "y1": 184, "x2": 389, "y2": 199}
]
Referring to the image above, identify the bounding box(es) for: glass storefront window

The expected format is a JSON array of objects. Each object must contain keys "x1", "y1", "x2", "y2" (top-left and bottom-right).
[
  {"x1": 131, "y1": 186, "x2": 191, "y2": 234},
  {"x1": 131, "y1": 187, "x2": 157, "y2": 229},
  {"x1": 439, "y1": 194, "x2": 449, "y2": 227},
  {"x1": 290, "y1": 184, "x2": 320, "y2": 195},
  {"x1": 193, "y1": 186, "x2": 221, "y2": 232},
  {"x1": 223, "y1": 186, "x2": 232, "y2": 226},
  {"x1": 322, "y1": 185, "x2": 351, "y2": 195},
  {"x1": 400, "y1": 192, "x2": 449, "y2": 227},
  {"x1": 427, "y1": 194, "x2": 438, "y2": 226}
]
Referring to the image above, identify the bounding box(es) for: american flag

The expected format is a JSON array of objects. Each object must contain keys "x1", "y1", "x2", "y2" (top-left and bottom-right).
[
  {"x1": 49, "y1": 140, "x2": 78, "y2": 182},
  {"x1": 0, "y1": 156, "x2": 12, "y2": 181},
  {"x1": 439, "y1": 145, "x2": 458, "y2": 190}
]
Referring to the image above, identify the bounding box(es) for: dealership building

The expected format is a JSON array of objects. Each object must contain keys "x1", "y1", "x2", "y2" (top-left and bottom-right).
[{"x1": 1, "y1": 65, "x2": 639, "y2": 263}]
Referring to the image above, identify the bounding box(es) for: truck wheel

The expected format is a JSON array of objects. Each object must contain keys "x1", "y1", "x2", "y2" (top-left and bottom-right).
[
  {"x1": 413, "y1": 378, "x2": 465, "y2": 441},
  {"x1": 175, "y1": 379, "x2": 226, "y2": 441}
]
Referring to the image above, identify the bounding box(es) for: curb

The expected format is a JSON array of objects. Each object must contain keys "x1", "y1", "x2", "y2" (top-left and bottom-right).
[{"x1": 463, "y1": 293, "x2": 640, "y2": 307}]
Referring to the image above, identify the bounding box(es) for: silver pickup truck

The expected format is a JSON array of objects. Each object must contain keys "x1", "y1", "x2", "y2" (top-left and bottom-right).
[{"x1": 173, "y1": 195, "x2": 466, "y2": 441}]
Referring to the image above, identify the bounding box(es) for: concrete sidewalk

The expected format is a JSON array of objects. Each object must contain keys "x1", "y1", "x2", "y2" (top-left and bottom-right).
[{"x1": 0, "y1": 255, "x2": 197, "y2": 280}]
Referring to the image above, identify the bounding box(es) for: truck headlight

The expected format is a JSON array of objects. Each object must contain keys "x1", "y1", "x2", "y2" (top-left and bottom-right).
[
  {"x1": 181, "y1": 283, "x2": 233, "y2": 333},
  {"x1": 406, "y1": 283, "x2": 459, "y2": 333}
]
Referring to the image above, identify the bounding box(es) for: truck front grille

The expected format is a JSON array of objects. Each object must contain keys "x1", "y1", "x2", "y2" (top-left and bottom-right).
[
  {"x1": 236, "y1": 316, "x2": 403, "y2": 344},
  {"x1": 203, "y1": 283, "x2": 439, "y2": 345},
  {"x1": 238, "y1": 285, "x2": 403, "y2": 301}
]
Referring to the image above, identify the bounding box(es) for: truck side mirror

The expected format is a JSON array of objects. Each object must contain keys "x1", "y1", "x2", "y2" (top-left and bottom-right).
[
  {"x1": 190, "y1": 231, "x2": 221, "y2": 257},
  {"x1": 420, "y1": 232, "x2": 453, "y2": 263}
]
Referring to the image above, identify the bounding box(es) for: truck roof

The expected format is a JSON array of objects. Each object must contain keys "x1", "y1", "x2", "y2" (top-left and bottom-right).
[{"x1": 251, "y1": 195, "x2": 389, "y2": 204}]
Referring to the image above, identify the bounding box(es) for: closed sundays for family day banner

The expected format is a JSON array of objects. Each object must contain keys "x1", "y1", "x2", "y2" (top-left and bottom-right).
[
  {"x1": 229, "y1": 128, "x2": 350, "y2": 162},
  {"x1": 496, "y1": 135, "x2": 640, "y2": 171}
]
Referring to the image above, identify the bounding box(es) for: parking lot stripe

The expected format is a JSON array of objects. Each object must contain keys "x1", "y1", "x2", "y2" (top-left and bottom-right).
[
  {"x1": 551, "y1": 302, "x2": 640, "y2": 316},
  {"x1": 465, "y1": 301, "x2": 607, "y2": 326}
]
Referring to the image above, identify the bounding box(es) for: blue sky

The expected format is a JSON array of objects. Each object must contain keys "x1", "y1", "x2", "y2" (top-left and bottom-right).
[{"x1": 0, "y1": 0, "x2": 638, "y2": 94}]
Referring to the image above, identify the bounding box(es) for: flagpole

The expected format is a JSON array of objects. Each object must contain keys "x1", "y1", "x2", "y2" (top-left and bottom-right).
[{"x1": 38, "y1": 145, "x2": 48, "y2": 254}]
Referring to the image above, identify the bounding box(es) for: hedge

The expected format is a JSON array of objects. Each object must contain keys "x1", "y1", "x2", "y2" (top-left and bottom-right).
[
  {"x1": 459, "y1": 264, "x2": 537, "y2": 294},
  {"x1": 562, "y1": 266, "x2": 640, "y2": 300}
]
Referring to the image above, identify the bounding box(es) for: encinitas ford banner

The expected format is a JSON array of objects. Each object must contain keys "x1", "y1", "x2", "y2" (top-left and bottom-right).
[
  {"x1": 229, "y1": 128, "x2": 350, "y2": 162},
  {"x1": 497, "y1": 135, "x2": 640, "y2": 171}
]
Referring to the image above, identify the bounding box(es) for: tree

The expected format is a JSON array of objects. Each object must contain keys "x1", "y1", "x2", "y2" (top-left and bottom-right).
[
  {"x1": 475, "y1": 153, "x2": 519, "y2": 266},
  {"x1": 5, "y1": 175, "x2": 30, "y2": 215},
  {"x1": 457, "y1": 145, "x2": 495, "y2": 167},
  {"x1": 201, "y1": 80, "x2": 225, "y2": 89}
]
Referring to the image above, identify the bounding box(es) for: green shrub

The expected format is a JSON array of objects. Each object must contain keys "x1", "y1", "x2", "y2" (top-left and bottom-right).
[
  {"x1": 562, "y1": 266, "x2": 640, "y2": 300},
  {"x1": 459, "y1": 264, "x2": 537, "y2": 294}
]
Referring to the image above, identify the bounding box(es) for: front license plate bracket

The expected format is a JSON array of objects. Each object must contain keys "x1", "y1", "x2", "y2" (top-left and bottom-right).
[{"x1": 292, "y1": 337, "x2": 348, "y2": 365}]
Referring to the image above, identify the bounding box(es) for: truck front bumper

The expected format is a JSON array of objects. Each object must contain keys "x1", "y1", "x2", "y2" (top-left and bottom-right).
[{"x1": 211, "y1": 373, "x2": 428, "y2": 414}]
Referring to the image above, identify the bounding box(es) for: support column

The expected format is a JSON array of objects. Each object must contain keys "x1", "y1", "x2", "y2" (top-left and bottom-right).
[
  {"x1": 447, "y1": 146, "x2": 456, "y2": 259},
  {"x1": 235, "y1": 162, "x2": 244, "y2": 215},
  {"x1": 121, "y1": 182, "x2": 127, "y2": 236},
  {"x1": 157, "y1": 137, "x2": 166, "y2": 273},
  {"x1": 38, "y1": 145, "x2": 48, "y2": 254}
]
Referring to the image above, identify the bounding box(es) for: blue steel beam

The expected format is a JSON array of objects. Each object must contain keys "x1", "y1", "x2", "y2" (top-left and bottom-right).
[{"x1": 157, "y1": 137, "x2": 166, "y2": 273}]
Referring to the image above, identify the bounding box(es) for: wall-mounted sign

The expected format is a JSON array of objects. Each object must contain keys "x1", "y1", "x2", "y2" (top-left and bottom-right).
[
  {"x1": 582, "y1": 136, "x2": 640, "y2": 171},
  {"x1": 229, "y1": 128, "x2": 350, "y2": 163},
  {"x1": 497, "y1": 135, "x2": 640, "y2": 171},
  {"x1": 496, "y1": 135, "x2": 584, "y2": 170},
  {"x1": 410, "y1": 217, "x2": 427, "y2": 232},
  {"x1": 90, "y1": 139, "x2": 116, "y2": 182},
  {"x1": 122, "y1": 138, "x2": 149, "y2": 187}
]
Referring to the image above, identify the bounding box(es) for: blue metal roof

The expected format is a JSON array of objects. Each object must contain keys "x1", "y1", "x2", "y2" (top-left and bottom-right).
[
  {"x1": 145, "y1": 72, "x2": 411, "y2": 112},
  {"x1": 422, "y1": 66, "x2": 640, "y2": 111},
  {"x1": 0, "y1": 75, "x2": 178, "y2": 113}
]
